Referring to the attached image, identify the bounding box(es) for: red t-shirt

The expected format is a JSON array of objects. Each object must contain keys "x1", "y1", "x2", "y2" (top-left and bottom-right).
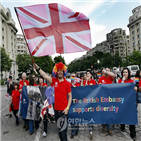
[
  {"x1": 34, "y1": 83, "x2": 38, "y2": 86},
  {"x1": 98, "y1": 75, "x2": 114, "y2": 84},
  {"x1": 19, "y1": 80, "x2": 29, "y2": 90},
  {"x1": 39, "y1": 83, "x2": 48, "y2": 86},
  {"x1": 70, "y1": 82, "x2": 80, "y2": 87},
  {"x1": 11, "y1": 90, "x2": 20, "y2": 110},
  {"x1": 83, "y1": 79, "x2": 96, "y2": 86},
  {"x1": 118, "y1": 79, "x2": 133, "y2": 83},
  {"x1": 52, "y1": 77, "x2": 71, "y2": 111},
  {"x1": 139, "y1": 79, "x2": 141, "y2": 87}
]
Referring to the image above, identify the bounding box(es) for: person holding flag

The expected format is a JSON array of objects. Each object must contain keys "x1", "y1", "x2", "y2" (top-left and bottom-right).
[{"x1": 34, "y1": 62, "x2": 72, "y2": 141}]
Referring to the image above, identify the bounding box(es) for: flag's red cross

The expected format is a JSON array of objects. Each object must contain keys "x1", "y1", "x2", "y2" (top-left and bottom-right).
[{"x1": 19, "y1": 4, "x2": 90, "y2": 55}]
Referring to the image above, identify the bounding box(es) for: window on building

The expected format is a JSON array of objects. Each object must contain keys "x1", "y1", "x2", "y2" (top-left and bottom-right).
[
  {"x1": 2, "y1": 44, "x2": 4, "y2": 48},
  {"x1": 137, "y1": 28, "x2": 140, "y2": 32},
  {"x1": 137, "y1": 23, "x2": 139, "y2": 26},
  {"x1": 2, "y1": 36, "x2": 4, "y2": 40},
  {"x1": 133, "y1": 37, "x2": 135, "y2": 40},
  {"x1": 131, "y1": 19, "x2": 134, "y2": 22},
  {"x1": 138, "y1": 41, "x2": 140, "y2": 45},
  {"x1": 133, "y1": 42, "x2": 135, "y2": 46},
  {"x1": 132, "y1": 25, "x2": 134, "y2": 29},
  {"x1": 132, "y1": 31, "x2": 135, "y2": 35}
]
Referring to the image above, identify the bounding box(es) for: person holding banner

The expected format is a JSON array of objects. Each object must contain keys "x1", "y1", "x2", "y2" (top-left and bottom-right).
[
  {"x1": 38, "y1": 75, "x2": 48, "y2": 86},
  {"x1": 34, "y1": 62, "x2": 72, "y2": 141},
  {"x1": 28, "y1": 75, "x2": 38, "y2": 135},
  {"x1": 118, "y1": 67, "x2": 136, "y2": 141},
  {"x1": 134, "y1": 70, "x2": 141, "y2": 104},
  {"x1": 70, "y1": 73, "x2": 80, "y2": 139},
  {"x1": 98, "y1": 67, "x2": 115, "y2": 136},
  {"x1": 11, "y1": 83, "x2": 20, "y2": 126},
  {"x1": 83, "y1": 69, "x2": 96, "y2": 139},
  {"x1": 19, "y1": 72, "x2": 29, "y2": 131}
]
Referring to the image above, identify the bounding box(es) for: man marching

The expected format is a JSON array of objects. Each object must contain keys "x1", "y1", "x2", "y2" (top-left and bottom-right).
[{"x1": 34, "y1": 62, "x2": 72, "y2": 141}]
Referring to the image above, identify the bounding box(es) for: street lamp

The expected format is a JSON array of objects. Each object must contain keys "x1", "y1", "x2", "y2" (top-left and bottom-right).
[{"x1": 97, "y1": 59, "x2": 100, "y2": 69}]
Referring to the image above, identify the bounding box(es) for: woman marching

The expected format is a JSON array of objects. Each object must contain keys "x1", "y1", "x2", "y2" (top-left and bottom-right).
[
  {"x1": 11, "y1": 83, "x2": 20, "y2": 126},
  {"x1": 118, "y1": 67, "x2": 136, "y2": 141}
]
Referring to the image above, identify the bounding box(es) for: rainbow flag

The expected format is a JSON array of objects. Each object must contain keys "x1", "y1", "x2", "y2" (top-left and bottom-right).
[
  {"x1": 71, "y1": 76, "x2": 75, "y2": 81},
  {"x1": 5, "y1": 93, "x2": 9, "y2": 98},
  {"x1": 135, "y1": 77, "x2": 139, "y2": 83},
  {"x1": 97, "y1": 73, "x2": 101, "y2": 77},
  {"x1": 75, "y1": 78, "x2": 81, "y2": 83}
]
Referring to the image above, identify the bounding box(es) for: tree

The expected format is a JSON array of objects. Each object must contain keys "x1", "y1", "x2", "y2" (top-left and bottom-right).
[
  {"x1": 130, "y1": 51, "x2": 141, "y2": 68},
  {"x1": 101, "y1": 53, "x2": 113, "y2": 69},
  {"x1": 54, "y1": 55, "x2": 65, "y2": 64},
  {"x1": 1, "y1": 48, "x2": 12, "y2": 78},
  {"x1": 114, "y1": 52, "x2": 122, "y2": 67},
  {"x1": 16, "y1": 53, "x2": 32, "y2": 73},
  {"x1": 33, "y1": 56, "x2": 54, "y2": 74}
]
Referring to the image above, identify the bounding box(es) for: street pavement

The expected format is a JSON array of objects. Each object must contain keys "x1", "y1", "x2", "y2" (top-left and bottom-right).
[{"x1": 0, "y1": 85, "x2": 141, "y2": 141}]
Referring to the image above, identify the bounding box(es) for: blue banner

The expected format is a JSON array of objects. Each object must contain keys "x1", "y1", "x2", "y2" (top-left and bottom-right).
[{"x1": 68, "y1": 83, "x2": 138, "y2": 125}]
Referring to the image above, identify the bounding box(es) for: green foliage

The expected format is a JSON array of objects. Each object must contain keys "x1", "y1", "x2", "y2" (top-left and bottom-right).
[
  {"x1": 54, "y1": 55, "x2": 65, "y2": 64},
  {"x1": 122, "y1": 51, "x2": 141, "y2": 68},
  {"x1": 33, "y1": 56, "x2": 54, "y2": 74},
  {"x1": 16, "y1": 53, "x2": 32, "y2": 73},
  {"x1": 114, "y1": 52, "x2": 122, "y2": 67},
  {"x1": 101, "y1": 53, "x2": 113, "y2": 69},
  {"x1": 1, "y1": 48, "x2": 12, "y2": 72},
  {"x1": 68, "y1": 50, "x2": 141, "y2": 72},
  {"x1": 0, "y1": 79, "x2": 4, "y2": 85}
]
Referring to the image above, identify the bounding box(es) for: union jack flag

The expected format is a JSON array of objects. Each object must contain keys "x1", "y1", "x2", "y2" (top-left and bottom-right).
[{"x1": 15, "y1": 3, "x2": 92, "y2": 56}]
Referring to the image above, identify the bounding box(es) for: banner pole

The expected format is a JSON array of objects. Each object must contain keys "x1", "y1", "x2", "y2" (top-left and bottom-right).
[{"x1": 14, "y1": 7, "x2": 35, "y2": 65}]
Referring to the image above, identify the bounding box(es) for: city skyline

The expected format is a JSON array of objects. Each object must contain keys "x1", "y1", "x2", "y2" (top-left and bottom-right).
[{"x1": 1, "y1": 0, "x2": 141, "y2": 64}]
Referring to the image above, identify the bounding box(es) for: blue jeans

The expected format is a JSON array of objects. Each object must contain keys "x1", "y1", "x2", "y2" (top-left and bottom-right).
[
  {"x1": 103, "y1": 124, "x2": 111, "y2": 130},
  {"x1": 29, "y1": 120, "x2": 34, "y2": 133},
  {"x1": 55, "y1": 110, "x2": 68, "y2": 141},
  {"x1": 23, "y1": 119, "x2": 29, "y2": 126},
  {"x1": 71, "y1": 124, "x2": 79, "y2": 135},
  {"x1": 89, "y1": 125, "x2": 93, "y2": 132}
]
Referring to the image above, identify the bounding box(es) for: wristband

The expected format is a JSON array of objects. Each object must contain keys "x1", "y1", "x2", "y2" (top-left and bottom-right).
[
  {"x1": 66, "y1": 107, "x2": 69, "y2": 110},
  {"x1": 37, "y1": 67, "x2": 41, "y2": 72}
]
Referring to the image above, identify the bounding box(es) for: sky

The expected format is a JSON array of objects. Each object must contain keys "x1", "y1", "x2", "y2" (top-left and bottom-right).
[{"x1": 1, "y1": 0, "x2": 141, "y2": 64}]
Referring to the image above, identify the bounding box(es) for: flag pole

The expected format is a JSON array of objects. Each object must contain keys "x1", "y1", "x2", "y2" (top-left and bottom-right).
[{"x1": 14, "y1": 7, "x2": 35, "y2": 64}]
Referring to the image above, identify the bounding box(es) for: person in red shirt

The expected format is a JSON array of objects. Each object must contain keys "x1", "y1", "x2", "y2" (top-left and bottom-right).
[
  {"x1": 70, "y1": 73, "x2": 79, "y2": 139},
  {"x1": 34, "y1": 62, "x2": 72, "y2": 141},
  {"x1": 98, "y1": 68, "x2": 115, "y2": 84},
  {"x1": 83, "y1": 70, "x2": 96, "y2": 139},
  {"x1": 118, "y1": 67, "x2": 136, "y2": 141},
  {"x1": 11, "y1": 83, "x2": 20, "y2": 126},
  {"x1": 19, "y1": 72, "x2": 29, "y2": 92},
  {"x1": 38, "y1": 75, "x2": 48, "y2": 86},
  {"x1": 98, "y1": 67, "x2": 115, "y2": 136},
  {"x1": 19, "y1": 72, "x2": 29, "y2": 130},
  {"x1": 83, "y1": 70, "x2": 96, "y2": 86}
]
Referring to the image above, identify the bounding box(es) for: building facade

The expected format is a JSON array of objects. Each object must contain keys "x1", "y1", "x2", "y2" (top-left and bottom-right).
[
  {"x1": 85, "y1": 28, "x2": 130, "y2": 60},
  {"x1": 127, "y1": 5, "x2": 141, "y2": 53},
  {"x1": 106, "y1": 28, "x2": 130, "y2": 58},
  {"x1": 0, "y1": 3, "x2": 18, "y2": 80},
  {"x1": 17, "y1": 34, "x2": 29, "y2": 55}
]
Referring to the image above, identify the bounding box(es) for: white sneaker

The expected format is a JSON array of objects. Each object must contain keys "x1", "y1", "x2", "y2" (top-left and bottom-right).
[{"x1": 42, "y1": 132, "x2": 47, "y2": 137}]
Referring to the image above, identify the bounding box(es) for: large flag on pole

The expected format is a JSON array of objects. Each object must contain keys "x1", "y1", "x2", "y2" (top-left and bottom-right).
[{"x1": 15, "y1": 3, "x2": 92, "y2": 56}]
